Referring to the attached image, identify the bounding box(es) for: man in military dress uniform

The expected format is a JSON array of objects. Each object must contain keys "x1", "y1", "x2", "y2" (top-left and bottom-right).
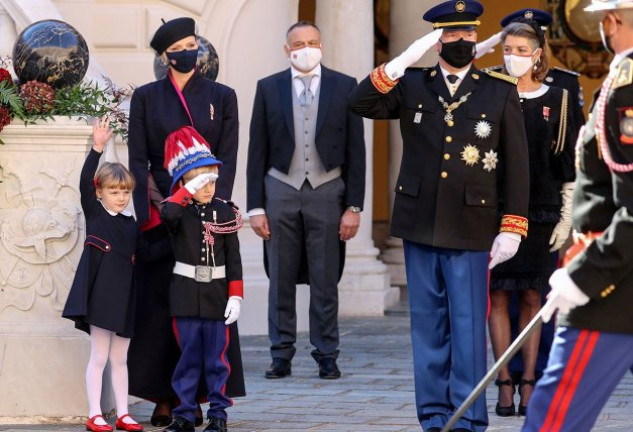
[
  {"x1": 522, "y1": 1, "x2": 633, "y2": 430},
  {"x1": 349, "y1": 1, "x2": 529, "y2": 431}
]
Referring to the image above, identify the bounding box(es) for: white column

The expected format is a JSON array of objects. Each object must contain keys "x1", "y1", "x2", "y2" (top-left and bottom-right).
[
  {"x1": 316, "y1": 0, "x2": 397, "y2": 315},
  {"x1": 382, "y1": 0, "x2": 439, "y2": 286},
  {"x1": 0, "y1": 5, "x2": 17, "y2": 59}
]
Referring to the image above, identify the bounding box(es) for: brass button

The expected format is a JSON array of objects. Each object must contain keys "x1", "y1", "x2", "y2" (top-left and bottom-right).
[
  {"x1": 481, "y1": 114, "x2": 487, "y2": 118},
  {"x1": 444, "y1": 153, "x2": 450, "y2": 160},
  {"x1": 472, "y1": 73, "x2": 479, "y2": 80},
  {"x1": 441, "y1": 171, "x2": 448, "y2": 179},
  {"x1": 418, "y1": 104, "x2": 423, "y2": 109},
  {"x1": 446, "y1": 136, "x2": 452, "y2": 143},
  {"x1": 201, "y1": 212, "x2": 205, "y2": 217},
  {"x1": 447, "y1": 120, "x2": 454, "y2": 127},
  {"x1": 398, "y1": 185, "x2": 403, "y2": 191},
  {"x1": 481, "y1": 199, "x2": 486, "y2": 204}
]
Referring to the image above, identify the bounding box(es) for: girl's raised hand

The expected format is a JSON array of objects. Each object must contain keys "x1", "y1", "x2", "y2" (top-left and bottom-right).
[{"x1": 92, "y1": 116, "x2": 113, "y2": 152}]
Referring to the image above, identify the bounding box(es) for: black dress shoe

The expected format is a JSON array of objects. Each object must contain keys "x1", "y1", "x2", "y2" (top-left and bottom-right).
[
  {"x1": 151, "y1": 414, "x2": 173, "y2": 428},
  {"x1": 163, "y1": 416, "x2": 195, "y2": 432},
  {"x1": 318, "y1": 358, "x2": 341, "y2": 379},
  {"x1": 426, "y1": 428, "x2": 441, "y2": 432},
  {"x1": 203, "y1": 416, "x2": 227, "y2": 432},
  {"x1": 265, "y1": 358, "x2": 291, "y2": 379}
]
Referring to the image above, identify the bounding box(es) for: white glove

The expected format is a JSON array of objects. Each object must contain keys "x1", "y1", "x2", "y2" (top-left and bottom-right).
[
  {"x1": 224, "y1": 296, "x2": 242, "y2": 325},
  {"x1": 385, "y1": 29, "x2": 443, "y2": 80},
  {"x1": 489, "y1": 232, "x2": 521, "y2": 269},
  {"x1": 541, "y1": 268, "x2": 590, "y2": 323},
  {"x1": 474, "y1": 32, "x2": 502, "y2": 60},
  {"x1": 184, "y1": 172, "x2": 218, "y2": 194},
  {"x1": 549, "y1": 182, "x2": 574, "y2": 252}
]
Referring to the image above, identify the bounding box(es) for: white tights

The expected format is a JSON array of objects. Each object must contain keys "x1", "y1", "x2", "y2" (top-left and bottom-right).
[{"x1": 86, "y1": 326, "x2": 135, "y2": 424}]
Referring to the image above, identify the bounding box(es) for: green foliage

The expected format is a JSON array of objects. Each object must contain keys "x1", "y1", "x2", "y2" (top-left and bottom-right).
[{"x1": 0, "y1": 80, "x2": 25, "y2": 119}]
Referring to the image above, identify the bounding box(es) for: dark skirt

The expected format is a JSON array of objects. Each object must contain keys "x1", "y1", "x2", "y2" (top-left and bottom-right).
[
  {"x1": 490, "y1": 222, "x2": 558, "y2": 292},
  {"x1": 128, "y1": 227, "x2": 245, "y2": 400}
]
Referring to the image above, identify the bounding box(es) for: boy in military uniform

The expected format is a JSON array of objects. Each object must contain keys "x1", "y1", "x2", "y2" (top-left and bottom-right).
[
  {"x1": 522, "y1": 1, "x2": 633, "y2": 430},
  {"x1": 160, "y1": 126, "x2": 244, "y2": 432},
  {"x1": 349, "y1": 1, "x2": 529, "y2": 431}
]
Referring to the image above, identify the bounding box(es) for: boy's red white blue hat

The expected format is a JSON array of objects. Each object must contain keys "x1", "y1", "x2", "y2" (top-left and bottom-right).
[{"x1": 163, "y1": 126, "x2": 222, "y2": 194}]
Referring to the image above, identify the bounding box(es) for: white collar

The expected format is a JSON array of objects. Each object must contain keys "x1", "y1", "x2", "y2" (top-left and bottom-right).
[
  {"x1": 519, "y1": 84, "x2": 549, "y2": 99},
  {"x1": 99, "y1": 199, "x2": 132, "y2": 217},
  {"x1": 611, "y1": 47, "x2": 633, "y2": 72},
  {"x1": 439, "y1": 66, "x2": 469, "y2": 82},
  {"x1": 291, "y1": 63, "x2": 321, "y2": 79}
]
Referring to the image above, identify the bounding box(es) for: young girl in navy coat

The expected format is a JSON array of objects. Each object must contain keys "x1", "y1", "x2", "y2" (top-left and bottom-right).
[{"x1": 62, "y1": 117, "x2": 143, "y2": 432}]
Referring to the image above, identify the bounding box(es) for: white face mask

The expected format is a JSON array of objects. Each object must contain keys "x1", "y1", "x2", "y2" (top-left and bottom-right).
[
  {"x1": 503, "y1": 53, "x2": 536, "y2": 78},
  {"x1": 288, "y1": 46, "x2": 322, "y2": 72}
]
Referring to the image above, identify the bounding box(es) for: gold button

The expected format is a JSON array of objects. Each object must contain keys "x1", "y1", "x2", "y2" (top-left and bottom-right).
[
  {"x1": 472, "y1": 73, "x2": 479, "y2": 80},
  {"x1": 430, "y1": 70, "x2": 437, "y2": 77},
  {"x1": 444, "y1": 153, "x2": 450, "y2": 160},
  {"x1": 481, "y1": 114, "x2": 487, "y2": 118},
  {"x1": 481, "y1": 199, "x2": 486, "y2": 204},
  {"x1": 446, "y1": 136, "x2": 452, "y2": 143},
  {"x1": 398, "y1": 185, "x2": 403, "y2": 191},
  {"x1": 418, "y1": 104, "x2": 423, "y2": 109},
  {"x1": 447, "y1": 120, "x2": 454, "y2": 127},
  {"x1": 441, "y1": 171, "x2": 448, "y2": 178}
]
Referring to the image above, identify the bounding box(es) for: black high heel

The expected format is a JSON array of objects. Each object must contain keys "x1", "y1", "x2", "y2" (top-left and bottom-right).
[
  {"x1": 518, "y1": 378, "x2": 536, "y2": 416},
  {"x1": 494, "y1": 378, "x2": 516, "y2": 417}
]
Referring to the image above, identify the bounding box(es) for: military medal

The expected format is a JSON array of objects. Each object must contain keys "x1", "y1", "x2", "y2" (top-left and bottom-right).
[
  {"x1": 461, "y1": 144, "x2": 480, "y2": 166},
  {"x1": 482, "y1": 150, "x2": 498, "y2": 172},
  {"x1": 474, "y1": 120, "x2": 492, "y2": 139},
  {"x1": 438, "y1": 92, "x2": 472, "y2": 124},
  {"x1": 543, "y1": 106, "x2": 550, "y2": 122},
  {"x1": 620, "y1": 108, "x2": 633, "y2": 144},
  {"x1": 209, "y1": 103, "x2": 215, "y2": 120}
]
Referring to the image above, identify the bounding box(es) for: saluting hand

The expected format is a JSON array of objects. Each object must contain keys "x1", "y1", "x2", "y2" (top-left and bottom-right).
[
  {"x1": 92, "y1": 116, "x2": 113, "y2": 153},
  {"x1": 339, "y1": 210, "x2": 360, "y2": 242}
]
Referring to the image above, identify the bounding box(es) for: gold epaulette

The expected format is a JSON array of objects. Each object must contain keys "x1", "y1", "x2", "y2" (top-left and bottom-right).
[
  {"x1": 370, "y1": 64, "x2": 398, "y2": 94},
  {"x1": 485, "y1": 70, "x2": 518, "y2": 85},
  {"x1": 552, "y1": 66, "x2": 580, "y2": 76},
  {"x1": 613, "y1": 58, "x2": 633, "y2": 90},
  {"x1": 500, "y1": 215, "x2": 528, "y2": 238}
]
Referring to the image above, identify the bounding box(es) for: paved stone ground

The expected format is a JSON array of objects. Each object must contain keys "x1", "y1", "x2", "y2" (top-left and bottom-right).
[{"x1": 2, "y1": 314, "x2": 632, "y2": 431}]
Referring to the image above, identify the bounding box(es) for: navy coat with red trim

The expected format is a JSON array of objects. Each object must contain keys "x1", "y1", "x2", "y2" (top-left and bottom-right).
[
  {"x1": 161, "y1": 193, "x2": 243, "y2": 320},
  {"x1": 62, "y1": 149, "x2": 138, "y2": 338},
  {"x1": 349, "y1": 64, "x2": 529, "y2": 251},
  {"x1": 562, "y1": 55, "x2": 633, "y2": 334}
]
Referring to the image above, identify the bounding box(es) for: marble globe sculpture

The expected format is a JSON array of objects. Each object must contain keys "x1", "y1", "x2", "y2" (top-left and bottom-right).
[
  {"x1": 154, "y1": 35, "x2": 219, "y2": 81},
  {"x1": 12, "y1": 19, "x2": 90, "y2": 89}
]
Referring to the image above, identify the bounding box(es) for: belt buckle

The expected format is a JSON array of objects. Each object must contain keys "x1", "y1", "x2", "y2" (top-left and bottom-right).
[{"x1": 195, "y1": 265, "x2": 212, "y2": 283}]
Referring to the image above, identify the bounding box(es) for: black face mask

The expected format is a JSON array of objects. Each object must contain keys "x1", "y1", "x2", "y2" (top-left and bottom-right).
[
  {"x1": 166, "y1": 48, "x2": 199, "y2": 73},
  {"x1": 439, "y1": 38, "x2": 476, "y2": 69}
]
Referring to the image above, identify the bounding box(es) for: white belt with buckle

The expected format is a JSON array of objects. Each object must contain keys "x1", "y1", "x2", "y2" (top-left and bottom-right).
[{"x1": 173, "y1": 262, "x2": 226, "y2": 282}]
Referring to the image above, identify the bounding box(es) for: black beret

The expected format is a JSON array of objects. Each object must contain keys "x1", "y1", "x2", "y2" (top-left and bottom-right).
[{"x1": 150, "y1": 17, "x2": 196, "y2": 54}]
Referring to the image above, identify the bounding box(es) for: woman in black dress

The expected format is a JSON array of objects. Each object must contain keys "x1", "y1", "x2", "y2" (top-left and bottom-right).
[
  {"x1": 126, "y1": 17, "x2": 241, "y2": 427},
  {"x1": 489, "y1": 19, "x2": 578, "y2": 417}
]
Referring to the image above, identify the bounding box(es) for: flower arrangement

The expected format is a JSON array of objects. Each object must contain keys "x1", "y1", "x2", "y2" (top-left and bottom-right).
[{"x1": 0, "y1": 56, "x2": 132, "y2": 144}]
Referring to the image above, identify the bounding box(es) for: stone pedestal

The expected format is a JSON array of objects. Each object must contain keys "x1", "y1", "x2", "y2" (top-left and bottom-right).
[{"x1": 0, "y1": 117, "x2": 114, "y2": 419}]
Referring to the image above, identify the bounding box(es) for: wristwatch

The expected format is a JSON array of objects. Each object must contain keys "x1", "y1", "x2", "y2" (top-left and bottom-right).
[{"x1": 346, "y1": 206, "x2": 362, "y2": 214}]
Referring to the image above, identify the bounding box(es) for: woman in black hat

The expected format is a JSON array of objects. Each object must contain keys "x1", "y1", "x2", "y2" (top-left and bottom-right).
[
  {"x1": 126, "y1": 17, "x2": 243, "y2": 428},
  {"x1": 488, "y1": 19, "x2": 578, "y2": 418}
]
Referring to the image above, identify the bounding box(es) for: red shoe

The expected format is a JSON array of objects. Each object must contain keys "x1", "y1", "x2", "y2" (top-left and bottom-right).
[
  {"x1": 115, "y1": 414, "x2": 144, "y2": 431},
  {"x1": 86, "y1": 415, "x2": 113, "y2": 432}
]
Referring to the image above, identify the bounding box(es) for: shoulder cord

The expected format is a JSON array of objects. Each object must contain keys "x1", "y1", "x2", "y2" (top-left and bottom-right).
[
  {"x1": 553, "y1": 89, "x2": 569, "y2": 155},
  {"x1": 201, "y1": 207, "x2": 243, "y2": 268}
]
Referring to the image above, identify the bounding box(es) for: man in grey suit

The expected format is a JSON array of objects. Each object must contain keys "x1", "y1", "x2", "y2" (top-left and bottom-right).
[{"x1": 247, "y1": 21, "x2": 365, "y2": 380}]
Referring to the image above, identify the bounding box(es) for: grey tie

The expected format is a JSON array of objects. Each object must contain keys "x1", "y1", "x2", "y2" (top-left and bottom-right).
[{"x1": 298, "y1": 75, "x2": 314, "y2": 106}]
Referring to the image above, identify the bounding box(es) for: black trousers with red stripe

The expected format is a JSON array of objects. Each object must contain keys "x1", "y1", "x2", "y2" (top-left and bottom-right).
[
  {"x1": 172, "y1": 317, "x2": 232, "y2": 423},
  {"x1": 522, "y1": 326, "x2": 633, "y2": 432}
]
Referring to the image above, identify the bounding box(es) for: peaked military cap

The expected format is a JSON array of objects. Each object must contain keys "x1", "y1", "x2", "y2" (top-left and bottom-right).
[
  {"x1": 423, "y1": 0, "x2": 484, "y2": 30},
  {"x1": 585, "y1": 0, "x2": 633, "y2": 10},
  {"x1": 501, "y1": 8, "x2": 553, "y2": 27},
  {"x1": 150, "y1": 17, "x2": 196, "y2": 54}
]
